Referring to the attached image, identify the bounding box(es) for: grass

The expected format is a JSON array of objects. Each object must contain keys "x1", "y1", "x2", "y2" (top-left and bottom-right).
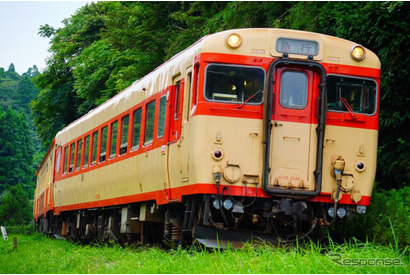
[{"x1": 0, "y1": 233, "x2": 408, "y2": 273}]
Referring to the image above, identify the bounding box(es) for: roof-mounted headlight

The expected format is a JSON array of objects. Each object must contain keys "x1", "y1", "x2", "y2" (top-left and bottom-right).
[
  {"x1": 226, "y1": 33, "x2": 242, "y2": 49},
  {"x1": 351, "y1": 45, "x2": 366, "y2": 61}
]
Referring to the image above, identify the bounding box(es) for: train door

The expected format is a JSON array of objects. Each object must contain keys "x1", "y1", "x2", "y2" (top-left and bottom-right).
[
  {"x1": 167, "y1": 74, "x2": 184, "y2": 201},
  {"x1": 179, "y1": 67, "x2": 193, "y2": 181},
  {"x1": 264, "y1": 61, "x2": 326, "y2": 196}
]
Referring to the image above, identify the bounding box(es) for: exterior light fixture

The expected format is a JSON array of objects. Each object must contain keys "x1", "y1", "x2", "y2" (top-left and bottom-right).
[
  {"x1": 351, "y1": 45, "x2": 366, "y2": 61},
  {"x1": 226, "y1": 33, "x2": 242, "y2": 49}
]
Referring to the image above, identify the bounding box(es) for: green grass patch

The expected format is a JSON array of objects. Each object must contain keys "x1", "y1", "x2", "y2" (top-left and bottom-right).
[{"x1": 0, "y1": 233, "x2": 408, "y2": 274}]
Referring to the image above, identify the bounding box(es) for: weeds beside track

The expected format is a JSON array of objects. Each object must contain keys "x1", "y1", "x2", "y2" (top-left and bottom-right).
[{"x1": 0, "y1": 233, "x2": 408, "y2": 273}]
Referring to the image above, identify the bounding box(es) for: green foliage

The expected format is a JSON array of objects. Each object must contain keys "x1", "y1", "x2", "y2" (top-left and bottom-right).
[
  {"x1": 2, "y1": 224, "x2": 34, "y2": 235},
  {"x1": 346, "y1": 187, "x2": 410, "y2": 249},
  {"x1": 0, "y1": 64, "x2": 40, "y2": 115},
  {"x1": 0, "y1": 184, "x2": 32, "y2": 226},
  {"x1": 0, "y1": 107, "x2": 35, "y2": 196},
  {"x1": 0, "y1": 233, "x2": 407, "y2": 273}
]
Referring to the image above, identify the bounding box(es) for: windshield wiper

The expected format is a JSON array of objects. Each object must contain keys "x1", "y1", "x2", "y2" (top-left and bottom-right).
[
  {"x1": 340, "y1": 97, "x2": 356, "y2": 119},
  {"x1": 238, "y1": 89, "x2": 263, "y2": 109}
]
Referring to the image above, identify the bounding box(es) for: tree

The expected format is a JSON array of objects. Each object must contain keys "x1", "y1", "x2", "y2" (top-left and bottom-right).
[
  {"x1": 7, "y1": 63, "x2": 15, "y2": 73},
  {"x1": 0, "y1": 183, "x2": 32, "y2": 226},
  {"x1": 32, "y1": 2, "x2": 111, "y2": 146},
  {"x1": 23, "y1": 65, "x2": 40, "y2": 79},
  {"x1": 0, "y1": 107, "x2": 35, "y2": 196}
]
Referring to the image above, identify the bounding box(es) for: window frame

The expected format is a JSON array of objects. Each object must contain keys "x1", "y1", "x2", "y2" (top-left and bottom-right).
[
  {"x1": 109, "y1": 120, "x2": 118, "y2": 159},
  {"x1": 119, "y1": 114, "x2": 130, "y2": 156},
  {"x1": 326, "y1": 74, "x2": 378, "y2": 116},
  {"x1": 144, "y1": 100, "x2": 156, "y2": 146},
  {"x1": 69, "y1": 143, "x2": 75, "y2": 173},
  {"x1": 157, "y1": 95, "x2": 167, "y2": 138},
  {"x1": 63, "y1": 146, "x2": 68, "y2": 175},
  {"x1": 279, "y1": 70, "x2": 309, "y2": 110},
  {"x1": 174, "y1": 81, "x2": 181, "y2": 120},
  {"x1": 99, "y1": 126, "x2": 108, "y2": 163},
  {"x1": 83, "y1": 135, "x2": 90, "y2": 169},
  {"x1": 91, "y1": 130, "x2": 98, "y2": 166},
  {"x1": 131, "y1": 108, "x2": 142, "y2": 151},
  {"x1": 203, "y1": 63, "x2": 266, "y2": 105},
  {"x1": 75, "y1": 139, "x2": 83, "y2": 171}
]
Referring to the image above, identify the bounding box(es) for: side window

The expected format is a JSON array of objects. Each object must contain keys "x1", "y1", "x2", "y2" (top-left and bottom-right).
[
  {"x1": 109, "y1": 121, "x2": 118, "y2": 159},
  {"x1": 194, "y1": 64, "x2": 200, "y2": 106},
  {"x1": 91, "y1": 131, "x2": 98, "y2": 165},
  {"x1": 69, "y1": 143, "x2": 75, "y2": 173},
  {"x1": 132, "y1": 108, "x2": 141, "y2": 150},
  {"x1": 158, "y1": 96, "x2": 166, "y2": 138},
  {"x1": 120, "y1": 115, "x2": 129, "y2": 155},
  {"x1": 186, "y1": 71, "x2": 192, "y2": 121},
  {"x1": 76, "y1": 139, "x2": 82, "y2": 171},
  {"x1": 174, "y1": 81, "x2": 181, "y2": 120},
  {"x1": 63, "y1": 146, "x2": 68, "y2": 174},
  {"x1": 280, "y1": 71, "x2": 308, "y2": 109},
  {"x1": 144, "y1": 100, "x2": 156, "y2": 145},
  {"x1": 56, "y1": 149, "x2": 61, "y2": 173},
  {"x1": 83, "y1": 135, "x2": 90, "y2": 168},
  {"x1": 100, "y1": 126, "x2": 108, "y2": 163}
]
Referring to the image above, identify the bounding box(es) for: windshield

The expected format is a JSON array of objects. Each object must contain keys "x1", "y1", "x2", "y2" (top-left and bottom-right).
[
  {"x1": 327, "y1": 75, "x2": 377, "y2": 115},
  {"x1": 204, "y1": 64, "x2": 265, "y2": 104}
]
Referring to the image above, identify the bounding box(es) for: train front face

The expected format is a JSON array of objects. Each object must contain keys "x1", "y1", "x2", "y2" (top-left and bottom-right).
[{"x1": 189, "y1": 29, "x2": 380, "y2": 239}]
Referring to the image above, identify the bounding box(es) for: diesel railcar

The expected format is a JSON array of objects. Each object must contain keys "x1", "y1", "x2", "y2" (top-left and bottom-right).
[{"x1": 34, "y1": 28, "x2": 380, "y2": 245}]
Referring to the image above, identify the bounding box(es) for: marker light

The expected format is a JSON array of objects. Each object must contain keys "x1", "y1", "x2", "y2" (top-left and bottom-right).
[
  {"x1": 223, "y1": 199, "x2": 233, "y2": 210},
  {"x1": 226, "y1": 33, "x2": 242, "y2": 49},
  {"x1": 328, "y1": 207, "x2": 335, "y2": 218},
  {"x1": 351, "y1": 45, "x2": 366, "y2": 61},
  {"x1": 337, "y1": 208, "x2": 347, "y2": 218}
]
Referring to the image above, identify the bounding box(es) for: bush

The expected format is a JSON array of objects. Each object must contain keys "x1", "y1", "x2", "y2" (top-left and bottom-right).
[
  {"x1": 2, "y1": 224, "x2": 35, "y2": 235},
  {"x1": 346, "y1": 186, "x2": 410, "y2": 249},
  {"x1": 0, "y1": 183, "x2": 32, "y2": 226}
]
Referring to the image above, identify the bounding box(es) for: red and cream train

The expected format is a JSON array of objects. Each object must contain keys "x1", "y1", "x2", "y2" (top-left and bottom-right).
[{"x1": 34, "y1": 28, "x2": 380, "y2": 245}]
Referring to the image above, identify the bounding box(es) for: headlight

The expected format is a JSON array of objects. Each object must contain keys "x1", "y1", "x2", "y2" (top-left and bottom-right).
[
  {"x1": 226, "y1": 33, "x2": 242, "y2": 49},
  {"x1": 351, "y1": 45, "x2": 366, "y2": 61}
]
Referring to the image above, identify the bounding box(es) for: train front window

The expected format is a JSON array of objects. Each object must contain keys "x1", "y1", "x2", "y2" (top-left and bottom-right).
[
  {"x1": 280, "y1": 71, "x2": 308, "y2": 109},
  {"x1": 327, "y1": 75, "x2": 377, "y2": 115},
  {"x1": 204, "y1": 64, "x2": 265, "y2": 104}
]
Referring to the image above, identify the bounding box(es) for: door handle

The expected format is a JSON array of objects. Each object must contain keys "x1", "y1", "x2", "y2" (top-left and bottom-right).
[{"x1": 274, "y1": 121, "x2": 283, "y2": 127}]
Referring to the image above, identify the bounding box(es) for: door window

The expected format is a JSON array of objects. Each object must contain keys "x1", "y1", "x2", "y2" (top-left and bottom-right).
[{"x1": 280, "y1": 71, "x2": 308, "y2": 109}]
